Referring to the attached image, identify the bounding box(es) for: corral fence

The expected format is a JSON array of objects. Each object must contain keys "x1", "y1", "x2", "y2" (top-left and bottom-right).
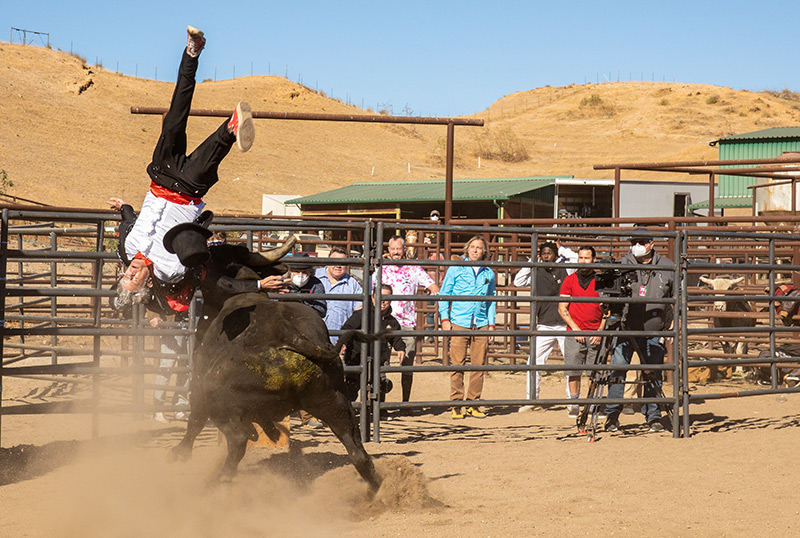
[{"x1": 2, "y1": 207, "x2": 800, "y2": 445}]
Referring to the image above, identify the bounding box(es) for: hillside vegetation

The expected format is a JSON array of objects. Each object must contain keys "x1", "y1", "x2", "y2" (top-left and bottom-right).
[{"x1": 3, "y1": 42, "x2": 800, "y2": 213}]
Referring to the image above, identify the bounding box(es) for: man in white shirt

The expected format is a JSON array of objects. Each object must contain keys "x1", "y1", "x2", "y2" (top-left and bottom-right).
[{"x1": 109, "y1": 25, "x2": 256, "y2": 311}]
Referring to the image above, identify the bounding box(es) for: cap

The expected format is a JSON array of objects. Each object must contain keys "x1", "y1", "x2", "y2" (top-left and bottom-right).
[
  {"x1": 288, "y1": 251, "x2": 313, "y2": 270},
  {"x1": 629, "y1": 227, "x2": 653, "y2": 243}
]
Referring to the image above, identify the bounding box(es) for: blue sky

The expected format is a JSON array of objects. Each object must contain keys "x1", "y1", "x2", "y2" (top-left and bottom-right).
[{"x1": 4, "y1": 1, "x2": 800, "y2": 117}]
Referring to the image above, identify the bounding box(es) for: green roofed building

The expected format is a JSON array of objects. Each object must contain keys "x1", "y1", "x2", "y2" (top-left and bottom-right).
[
  {"x1": 286, "y1": 176, "x2": 615, "y2": 221},
  {"x1": 690, "y1": 127, "x2": 800, "y2": 212}
]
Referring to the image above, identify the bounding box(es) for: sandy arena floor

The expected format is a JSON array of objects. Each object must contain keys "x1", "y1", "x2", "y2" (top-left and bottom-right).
[{"x1": 2, "y1": 368, "x2": 799, "y2": 538}]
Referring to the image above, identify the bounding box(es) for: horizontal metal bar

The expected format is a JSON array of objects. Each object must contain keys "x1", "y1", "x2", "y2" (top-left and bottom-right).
[{"x1": 129, "y1": 106, "x2": 484, "y2": 126}]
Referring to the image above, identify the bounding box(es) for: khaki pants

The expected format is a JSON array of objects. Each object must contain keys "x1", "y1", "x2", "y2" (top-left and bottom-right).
[{"x1": 449, "y1": 324, "x2": 490, "y2": 402}]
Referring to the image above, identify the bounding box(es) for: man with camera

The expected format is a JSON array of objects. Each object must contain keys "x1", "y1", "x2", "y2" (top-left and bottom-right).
[{"x1": 604, "y1": 229, "x2": 674, "y2": 433}]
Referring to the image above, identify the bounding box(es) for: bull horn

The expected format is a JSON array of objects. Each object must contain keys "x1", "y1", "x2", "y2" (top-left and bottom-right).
[
  {"x1": 732, "y1": 276, "x2": 745, "y2": 285},
  {"x1": 262, "y1": 235, "x2": 297, "y2": 262},
  {"x1": 699, "y1": 276, "x2": 712, "y2": 285},
  {"x1": 248, "y1": 236, "x2": 298, "y2": 265}
]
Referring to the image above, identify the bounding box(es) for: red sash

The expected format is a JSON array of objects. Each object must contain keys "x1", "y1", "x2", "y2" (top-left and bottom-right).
[{"x1": 149, "y1": 181, "x2": 202, "y2": 205}]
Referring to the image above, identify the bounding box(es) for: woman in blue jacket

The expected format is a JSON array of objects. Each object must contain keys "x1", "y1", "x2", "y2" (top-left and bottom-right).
[{"x1": 438, "y1": 236, "x2": 497, "y2": 419}]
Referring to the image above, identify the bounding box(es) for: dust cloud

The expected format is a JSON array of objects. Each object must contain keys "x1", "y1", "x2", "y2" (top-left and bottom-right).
[{"x1": 19, "y1": 441, "x2": 440, "y2": 538}]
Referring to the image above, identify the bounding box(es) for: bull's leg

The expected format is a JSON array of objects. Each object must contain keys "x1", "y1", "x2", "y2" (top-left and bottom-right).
[
  {"x1": 216, "y1": 418, "x2": 250, "y2": 482},
  {"x1": 254, "y1": 417, "x2": 283, "y2": 443},
  {"x1": 170, "y1": 382, "x2": 209, "y2": 462},
  {"x1": 304, "y1": 391, "x2": 382, "y2": 492}
]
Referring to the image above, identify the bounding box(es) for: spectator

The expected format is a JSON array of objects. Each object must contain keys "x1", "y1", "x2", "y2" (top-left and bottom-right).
[
  {"x1": 287, "y1": 252, "x2": 326, "y2": 318},
  {"x1": 207, "y1": 231, "x2": 227, "y2": 246},
  {"x1": 558, "y1": 246, "x2": 605, "y2": 418},
  {"x1": 379, "y1": 235, "x2": 439, "y2": 405},
  {"x1": 151, "y1": 316, "x2": 190, "y2": 423},
  {"x1": 513, "y1": 241, "x2": 568, "y2": 408},
  {"x1": 336, "y1": 285, "x2": 406, "y2": 412},
  {"x1": 439, "y1": 236, "x2": 496, "y2": 419},
  {"x1": 316, "y1": 246, "x2": 363, "y2": 344},
  {"x1": 604, "y1": 229, "x2": 674, "y2": 434}
]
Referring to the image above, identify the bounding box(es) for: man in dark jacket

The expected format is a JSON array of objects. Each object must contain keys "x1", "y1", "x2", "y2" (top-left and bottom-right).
[
  {"x1": 336, "y1": 285, "x2": 406, "y2": 404},
  {"x1": 286, "y1": 252, "x2": 326, "y2": 318},
  {"x1": 604, "y1": 229, "x2": 674, "y2": 434}
]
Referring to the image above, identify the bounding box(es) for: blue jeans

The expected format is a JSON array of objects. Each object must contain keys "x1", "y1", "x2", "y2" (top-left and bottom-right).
[{"x1": 605, "y1": 337, "x2": 663, "y2": 423}]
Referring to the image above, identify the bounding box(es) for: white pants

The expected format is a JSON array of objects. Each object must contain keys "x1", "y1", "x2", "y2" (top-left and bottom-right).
[
  {"x1": 153, "y1": 336, "x2": 189, "y2": 407},
  {"x1": 528, "y1": 324, "x2": 566, "y2": 399}
]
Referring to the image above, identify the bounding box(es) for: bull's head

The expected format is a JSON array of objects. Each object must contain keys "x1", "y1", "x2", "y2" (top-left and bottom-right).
[{"x1": 700, "y1": 276, "x2": 744, "y2": 312}]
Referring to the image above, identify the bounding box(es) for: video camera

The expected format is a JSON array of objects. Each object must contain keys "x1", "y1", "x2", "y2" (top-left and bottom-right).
[{"x1": 593, "y1": 258, "x2": 637, "y2": 297}]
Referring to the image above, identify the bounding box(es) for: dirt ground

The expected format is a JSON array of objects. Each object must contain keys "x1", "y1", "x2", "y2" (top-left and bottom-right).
[{"x1": 2, "y1": 365, "x2": 799, "y2": 538}]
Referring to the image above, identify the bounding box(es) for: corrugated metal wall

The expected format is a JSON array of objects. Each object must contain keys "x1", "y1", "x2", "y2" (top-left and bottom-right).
[{"x1": 719, "y1": 139, "x2": 800, "y2": 198}]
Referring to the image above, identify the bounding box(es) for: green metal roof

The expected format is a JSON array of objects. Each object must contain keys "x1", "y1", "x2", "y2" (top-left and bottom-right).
[
  {"x1": 714, "y1": 127, "x2": 800, "y2": 144},
  {"x1": 286, "y1": 176, "x2": 570, "y2": 205},
  {"x1": 687, "y1": 197, "x2": 752, "y2": 210}
]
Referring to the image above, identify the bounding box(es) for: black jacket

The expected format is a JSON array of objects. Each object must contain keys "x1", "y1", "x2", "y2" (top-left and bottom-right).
[
  {"x1": 336, "y1": 303, "x2": 406, "y2": 367},
  {"x1": 286, "y1": 276, "x2": 327, "y2": 318},
  {"x1": 535, "y1": 266, "x2": 568, "y2": 326}
]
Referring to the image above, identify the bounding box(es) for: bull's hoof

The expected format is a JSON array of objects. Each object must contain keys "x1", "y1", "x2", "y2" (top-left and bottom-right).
[
  {"x1": 169, "y1": 444, "x2": 192, "y2": 463},
  {"x1": 210, "y1": 468, "x2": 237, "y2": 487}
]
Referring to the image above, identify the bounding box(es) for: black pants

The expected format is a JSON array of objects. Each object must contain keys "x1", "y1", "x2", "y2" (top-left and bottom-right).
[{"x1": 146, "y1": 51, "x2": 236, "y2": 197}]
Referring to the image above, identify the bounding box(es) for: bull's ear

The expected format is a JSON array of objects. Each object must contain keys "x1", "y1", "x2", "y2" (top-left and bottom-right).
[
  {"x1": 732, "y1": 277, "x2": 745, "y2": 286},
  {"x1": 234, "y1": 265, "x2": 260, "y2": 280},
  {"x1": 699, "y1": 276, "x2": 712, "y2": 285}
]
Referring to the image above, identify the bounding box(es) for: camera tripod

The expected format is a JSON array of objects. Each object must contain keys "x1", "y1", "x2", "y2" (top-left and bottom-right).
[{"x1": 576, "y1": 305, "x2": 673, "y2": 442}]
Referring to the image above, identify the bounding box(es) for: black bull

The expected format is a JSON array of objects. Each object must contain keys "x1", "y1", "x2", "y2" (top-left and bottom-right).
[{"x1": 170, "y1": 245, "x2": 380, "y2": 491}]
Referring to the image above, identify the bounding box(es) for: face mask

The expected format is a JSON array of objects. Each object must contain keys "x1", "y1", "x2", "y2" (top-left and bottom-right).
[
  {"x1": 631, "y1": 243, "x2": 649, "y2": 258},
  {"x1": 292, "y1": 274, "x2": 310, "y2": 287}
]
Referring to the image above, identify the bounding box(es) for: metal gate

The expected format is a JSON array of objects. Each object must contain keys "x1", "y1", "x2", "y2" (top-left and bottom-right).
[{"x1": 3, "y1": 208, "x2": 800, "y2": 445}]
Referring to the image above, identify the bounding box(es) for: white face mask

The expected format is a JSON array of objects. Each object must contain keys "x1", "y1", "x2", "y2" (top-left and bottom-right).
[
  {"x1": 631, "y1": 243, "x2": 649, "y2": 259},
  {"x1": 292, "y1": 273, "x2": 310, "y2": 287}
]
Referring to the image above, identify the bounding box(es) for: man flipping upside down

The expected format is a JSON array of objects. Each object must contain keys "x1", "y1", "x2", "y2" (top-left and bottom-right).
[{"x1": 108, "y1": 26, "x2": 270, "y2": 312}]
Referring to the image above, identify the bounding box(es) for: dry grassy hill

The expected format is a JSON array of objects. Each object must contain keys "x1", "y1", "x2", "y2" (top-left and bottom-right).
[{"x1": 3, "y1": 42, "x2": 800, "y2": 213}]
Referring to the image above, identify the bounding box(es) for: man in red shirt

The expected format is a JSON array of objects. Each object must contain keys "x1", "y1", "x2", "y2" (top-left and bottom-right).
[{"x1": 558, "y1": 246, "x2": 605, "y2": 418}]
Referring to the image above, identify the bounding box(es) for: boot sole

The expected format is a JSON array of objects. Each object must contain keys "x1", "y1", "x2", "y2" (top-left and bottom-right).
[{"x1": 235, "y1": 101, "x2": 255, "y2": 152}]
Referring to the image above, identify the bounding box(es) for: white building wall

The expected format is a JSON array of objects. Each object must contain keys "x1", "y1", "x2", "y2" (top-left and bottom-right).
[
  {"x1": 619, "y1": 181, "x2": 712, "y2": 219},
  {"x1": 262, "y1": 194, "x2": 302, "y2": 216}
]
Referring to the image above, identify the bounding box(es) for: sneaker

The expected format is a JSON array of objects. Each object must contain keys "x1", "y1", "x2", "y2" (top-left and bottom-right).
[
  {"x1": 186, "y1": 26, "x2": 205, "y2": 58},
  {"x1": 153, "y1": 412, "x2": 168, "y2": 423},
  {"x1": 567, "y1": 405, "x2": 580, "y2": 418},
  {"x1": 648, "y1": 419, "x2": 665, "y2": 433},
  {"x1": 228, "y1": 101, "x2": 255, "y2": 152},
  {"x1": 465, "y1": 406, "x2": 486, "y2": 419},
  {"x1": 451, "y1": 407, "x2": 464, "y2": 420},
  {"x1": 307, "y1": 418, "x2": 324, "y2": 428},
  {"x1": 174, "y1": 411, "x2": 188, "y2": 421},
  {"x1": 604, "y1": 417, "x2": 620, "y2": 432}
]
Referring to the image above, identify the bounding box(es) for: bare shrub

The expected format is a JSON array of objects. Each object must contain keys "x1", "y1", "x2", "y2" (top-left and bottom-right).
[
  {"x1": 0, "y1": 169, "x2": 14, "y2": 195},
  {"x1": 763, "y1": 89, "x2": 800, "y2": 102},
  {"x1": 579, "y1": 93, "x2": 617, "y2": 117},
  {"x1": 580, "y1": 94, "x2": 603, "y2": 107},
  {"x1": 472, "y1": 127, "x2": 529, "y2": 163},
  {"x1": 706, "y1": 95, "x2": 720, "y2": 105}
]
